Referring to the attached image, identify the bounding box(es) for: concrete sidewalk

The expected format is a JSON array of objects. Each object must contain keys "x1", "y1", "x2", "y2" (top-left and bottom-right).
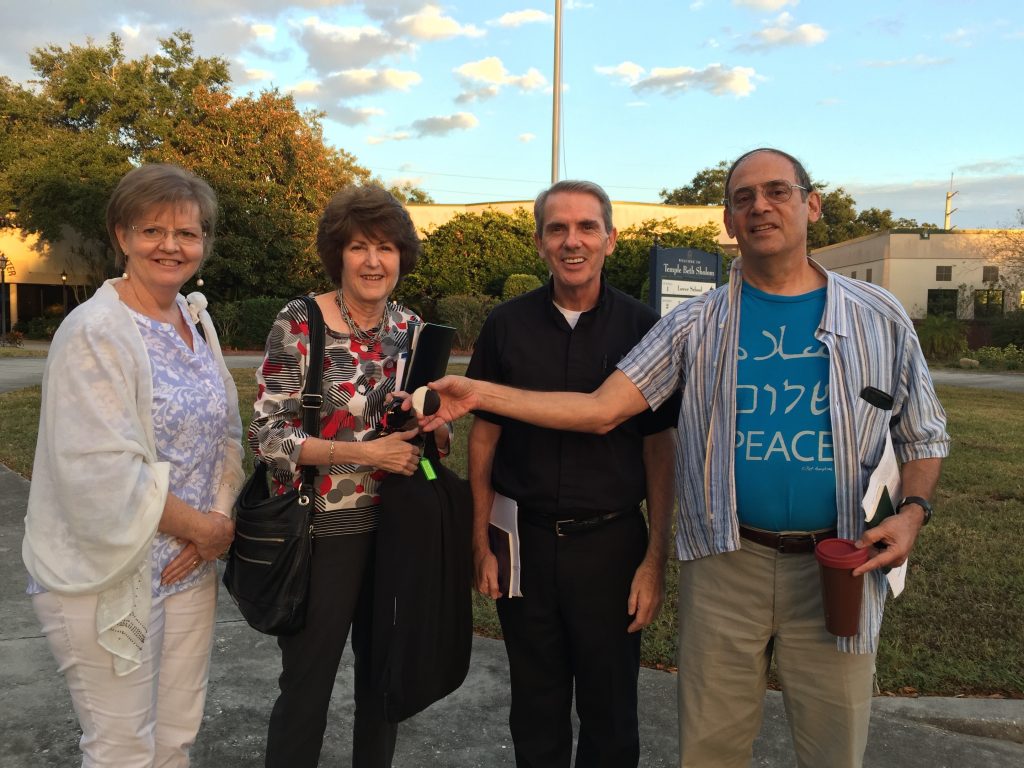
[{"x1": 1, "y1": 464, "x2": 1022, "y2": 767}]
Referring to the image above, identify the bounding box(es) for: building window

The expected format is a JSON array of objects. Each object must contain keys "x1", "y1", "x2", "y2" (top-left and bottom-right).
[
  {"x1": 866, "y1": 268, "x2": 873, "y2": 283},
  {"x1": 974, "y1": 289, "x2": 1004, "y2": 318},
  {"x1": 983, "y1": 266, "x2": 999, "y2": 283},
  {"x1": 927, "y1": 289, "x2": 958, "y2": 318},
  {"x1": 936, "y1": 266, "x2": 952, "y2": 281},
  {"x1": 851, "y1": 270, "x2": 857, "y2": 280}
]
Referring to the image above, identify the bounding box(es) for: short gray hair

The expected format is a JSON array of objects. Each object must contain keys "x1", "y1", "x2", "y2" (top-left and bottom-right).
[
  {"x1": 106, "y1": 164, "x2": 218, "y2": 268},
  {"x1": 533, "y1": 180, "x2": 613, "y2": 235}
]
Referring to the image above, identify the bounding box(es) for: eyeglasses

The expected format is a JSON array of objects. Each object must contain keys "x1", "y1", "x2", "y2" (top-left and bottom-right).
[
  {"x1": 726, "y1": 180, "x2": 808, "y2": 211},
  {"x1": 130, "y1": 224, "x2": 206, "y2": 246}
]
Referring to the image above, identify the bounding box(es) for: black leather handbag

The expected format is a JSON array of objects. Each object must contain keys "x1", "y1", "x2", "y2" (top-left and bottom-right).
[{"x1": 222, "y1": 296, "x2": 325, "y2": 636}]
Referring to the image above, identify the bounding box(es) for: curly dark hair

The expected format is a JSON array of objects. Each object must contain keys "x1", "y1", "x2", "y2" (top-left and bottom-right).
[{"x1": 316, "y1": 185, "x2": 420, "y2": 287}]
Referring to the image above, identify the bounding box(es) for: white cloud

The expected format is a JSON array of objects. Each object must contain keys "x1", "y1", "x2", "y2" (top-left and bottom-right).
[
  {"x1": 597, "y1": 61, "x2": 758, "y2": 97},
  {"x1": 394, "y1": 4, "x2": 484, "y2": 40},
  {"x1": 251, "y1": 23, "x2": 275, "y2": 40},
  {"x1": 244, "y1": 68, "x2": 274, "y2": 82},
  {"x1": 627, "y1": 101, "x2": 649, "y2": 108},
  {"x1": 845, "y1": 174, "x2": 1024, "y2": 229},
  {"x1": 455, "y1": 85, "x2": 501, "y2": 104},
  {"x1": 518, "y1": 132, "x2": 536, "y2": 142},
  {"x1": 636, "y1": 64, "x2": 758, "y2": 97},
  {"x1": 595, "y1": 61, "x2": 646, "y2": 85},
  {"x1": 955, "y1": 156, "x2": 1024, "y2": 175},
  {"x1": 298, "y1": 17, "x2": 413, "y2": 74},
  {"x1": 367, "y1": 131, "x2": 413, "y2": 145},
  {"x1": 733, "y1": 0, "x2": 798, "y2": 9},
  {"x1": 333, "y1": 105, "x2": 386, "y2": 126},
  {"x1": 737, "y1": 12, "x2": 827, "y2": 52},
  {"x1": 411, "y1": 112, "x2": 480, "y2": 137},
  {"x1": 454, "y1": 56, "x2": 548, "y2": 100},
  {"x1": 120, "y1": 25, "x2": 141, "y2": 39},
  {"x1": 565, "y1": 0, "x2": 594, "y2": 8},
  {"x1": 862, "y1": 54, "x2": 952, "y2": 68},
  {"x1": 289, "y1": 80, "x2": 321, "y2": 95},
  {"x1": 490, "y1": 10, "x2": 552, "y2": 28},
  {"x1": 321, "y1": 68, "x2": 423, "y2": 99},
  {"x1": 943, "y1": 27, "x2": 974, "y2": 47}
]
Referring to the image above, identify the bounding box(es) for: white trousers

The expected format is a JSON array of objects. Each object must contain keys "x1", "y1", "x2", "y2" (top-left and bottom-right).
[{"x1": 33, "y1": 569, "x2": 217, "y2": 768}]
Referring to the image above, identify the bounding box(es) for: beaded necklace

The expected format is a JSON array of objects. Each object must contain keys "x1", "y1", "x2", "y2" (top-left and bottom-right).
[{"x1": 335, "y1": 288, "x2": 391, "y2": 345}]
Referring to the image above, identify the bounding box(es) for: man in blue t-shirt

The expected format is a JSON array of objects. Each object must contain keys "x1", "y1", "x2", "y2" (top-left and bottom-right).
[{"x1": 420, "y1": 148, "x2": 949, "y2": 768}]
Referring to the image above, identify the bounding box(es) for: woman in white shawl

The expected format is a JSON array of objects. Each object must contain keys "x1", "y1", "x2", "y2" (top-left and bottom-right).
[{"x1": 22, "y1": 164, "x2": 243, "y2": 767}]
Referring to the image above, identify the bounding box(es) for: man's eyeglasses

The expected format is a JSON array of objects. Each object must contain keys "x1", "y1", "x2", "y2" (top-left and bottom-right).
[
  {"x1": 130, "y1": 224, "x2": 206, "y2": 246},
  {"x1": 726, "y1": 180, "x2": 809, "y2": 211}
]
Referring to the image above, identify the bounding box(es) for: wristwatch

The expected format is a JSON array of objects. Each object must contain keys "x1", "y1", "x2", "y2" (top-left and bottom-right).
[{"x1": 897, "y1": 496, "x2": 933, "y2": 526}]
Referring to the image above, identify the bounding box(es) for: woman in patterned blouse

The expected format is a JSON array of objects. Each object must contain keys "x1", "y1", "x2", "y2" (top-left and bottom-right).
[
  {"x1": 249, "y1": 185, "x2": 449, "y2": 768},
  {"x1": 23, "y1": 164, "x2": 243, "y2": 766}
]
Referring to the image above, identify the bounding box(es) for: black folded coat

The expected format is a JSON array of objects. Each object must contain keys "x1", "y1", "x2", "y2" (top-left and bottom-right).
[{"x1": 371, "y1": 434, "x2": 474, "y2": 723}]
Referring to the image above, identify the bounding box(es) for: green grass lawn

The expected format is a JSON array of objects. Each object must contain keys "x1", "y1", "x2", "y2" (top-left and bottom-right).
[{"x1": 2, "y1": 374, "x2": 1021, "y2": 696}]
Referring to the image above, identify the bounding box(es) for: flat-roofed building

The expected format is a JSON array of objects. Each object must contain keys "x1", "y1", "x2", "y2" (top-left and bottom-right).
[{"x1": 812, "y1": 229, "x2": 1023, "y2": 320}]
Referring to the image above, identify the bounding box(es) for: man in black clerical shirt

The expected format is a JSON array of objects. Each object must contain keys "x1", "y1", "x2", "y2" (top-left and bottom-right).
[{"x1": 466, "y1": 180, "x2": 679, "y2": 768}]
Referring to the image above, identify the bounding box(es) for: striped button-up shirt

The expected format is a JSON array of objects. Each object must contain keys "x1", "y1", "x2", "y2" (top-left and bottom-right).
[{"x1": 618, "y1": 258, "x2": 950, "y2": 653}]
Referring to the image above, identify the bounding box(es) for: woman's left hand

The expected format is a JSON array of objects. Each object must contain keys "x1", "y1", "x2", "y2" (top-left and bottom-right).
[{"x1": 160, "y1": 541, "x2": 203, "y2": 586}]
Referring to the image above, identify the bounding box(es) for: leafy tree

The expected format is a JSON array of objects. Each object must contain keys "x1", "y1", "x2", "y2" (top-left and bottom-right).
[
  {"x1": 660, "y1": 160, "x2": 729, "y2": 206},
  {"x1": 153, "y1": 87, "x2": 371, "y2": 300},
  {"x1": 0, "y1": 30, "x2": 421, "y2": 302},
  {"x1": 399, "y1": 208, "x2": 542, "y2": 318},
  {"x1": 389, "y1": 181, "x2": 434, "y2": 204},
  {"x1": 1, "y1": 32, "x2": 231, "y2": 282},
  {"x1": 607, "y1": 218, "x2": 728, "y2": 299}
]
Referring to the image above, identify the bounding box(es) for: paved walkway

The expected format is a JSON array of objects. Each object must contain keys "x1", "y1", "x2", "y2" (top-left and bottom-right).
[{"x1": 1, "y1": 465, "x2": 1022, "y2": 766}]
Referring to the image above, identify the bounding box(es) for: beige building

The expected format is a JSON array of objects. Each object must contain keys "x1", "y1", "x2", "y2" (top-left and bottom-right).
[
  {"x1": 1, "y1": 200, "x2": 734, "y2": 329},
  {"x1": 812, "y1": 229, "x2": 1023, "y2": 320},
  {"x1": 407, "y1": 200, "x2": 736, "y2": 249},
  {"x1": 0, "y1": 226, "x2": 96, "y2": 331}
]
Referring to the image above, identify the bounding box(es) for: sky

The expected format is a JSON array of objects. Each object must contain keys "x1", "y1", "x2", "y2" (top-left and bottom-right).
[{"x1": 2, "y1": 0, "x2": 1022, "y2": 229}]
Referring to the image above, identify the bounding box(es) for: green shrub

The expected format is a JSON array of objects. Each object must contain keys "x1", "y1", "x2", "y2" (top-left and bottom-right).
[
  {"x1": 989, "y1": 311, "x2": 1024, "y2": 349},
  {"x1": 502, "y1": 273, "x2": 543, "y2": 300},
  {"x1": 213, "y1": 296, "x2": 288, "y2": 350},
  {"x1": 13, "y1": 315, "x2": 64, "y2": 340},
  {"x1": 971, "y1": 344, "x2": 1024, "y2": 370},
  {"x1": 917, "y1": 315, "x2": 967, "y2": 361},
  {"x1": 436, "y1": 293, "x2": 497, "y2": 351}
]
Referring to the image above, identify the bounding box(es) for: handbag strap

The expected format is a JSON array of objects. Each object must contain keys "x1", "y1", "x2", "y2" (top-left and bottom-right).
[{"x1": 297, "y1": 295, "x2": 326, "y2": 491}]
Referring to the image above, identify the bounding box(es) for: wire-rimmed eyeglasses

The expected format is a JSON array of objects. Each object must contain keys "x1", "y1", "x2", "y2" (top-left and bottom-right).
[
  {"x1": 726, "y1": 180, "x2": 809, "y2": 211},
  {"x1": 130, "y1": 224, "x2": 206, "y2": 246}
]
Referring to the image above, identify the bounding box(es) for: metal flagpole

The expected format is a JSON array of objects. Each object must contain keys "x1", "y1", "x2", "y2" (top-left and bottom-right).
[{"x1": 551, "y1": 0, "x2": 562, "y2": 184}]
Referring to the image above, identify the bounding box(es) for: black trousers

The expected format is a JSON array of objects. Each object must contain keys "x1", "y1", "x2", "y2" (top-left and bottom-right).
[
  {"x1": 265, "y1": 532, "x2": 397, "y2": 768},
  {"x1": 496, "y1": 511, "x2": 648, "y2": 768}
]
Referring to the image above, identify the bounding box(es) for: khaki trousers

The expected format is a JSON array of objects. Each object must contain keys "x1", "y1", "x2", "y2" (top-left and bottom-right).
[{"x1": 676, "y1": 539, "x2": 875, "y2": 768}]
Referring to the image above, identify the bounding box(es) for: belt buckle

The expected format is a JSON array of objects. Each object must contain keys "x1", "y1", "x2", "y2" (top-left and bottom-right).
[
  {"x1": 555, "y1": 519, "x2": 575, "y2": 537},
  {"x1": 776, "y1": 533, "x2": 807, "y2": 554}
]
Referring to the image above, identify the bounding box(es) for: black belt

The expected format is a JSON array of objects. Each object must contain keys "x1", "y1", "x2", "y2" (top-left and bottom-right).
[
  {"x1": 522, "y1": 507, "x2": 639, "y2": 536},
  {"x1": 739, "y1": 525, "x2": 837, "y2": 554}
]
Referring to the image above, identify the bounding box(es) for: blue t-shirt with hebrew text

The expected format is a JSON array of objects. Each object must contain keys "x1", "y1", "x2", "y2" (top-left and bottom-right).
[{"x1": 734, "y1": 282, "x2": 837, "y2": 531}]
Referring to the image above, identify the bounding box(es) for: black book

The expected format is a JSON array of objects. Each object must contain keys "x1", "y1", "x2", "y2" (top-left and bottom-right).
[{"x1": 401, "y1": 323, "x2": 456, "y2": 392}]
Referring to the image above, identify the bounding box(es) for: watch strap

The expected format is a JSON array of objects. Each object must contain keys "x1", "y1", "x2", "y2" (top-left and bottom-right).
[{"x1": 897, "y1": 495, "x2": 933, "y2": 526}]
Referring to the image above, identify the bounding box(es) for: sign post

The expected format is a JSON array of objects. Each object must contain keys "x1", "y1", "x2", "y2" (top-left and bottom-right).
[{"x1": 648, "y1": 246, "x2": 720, "y2": 317}]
